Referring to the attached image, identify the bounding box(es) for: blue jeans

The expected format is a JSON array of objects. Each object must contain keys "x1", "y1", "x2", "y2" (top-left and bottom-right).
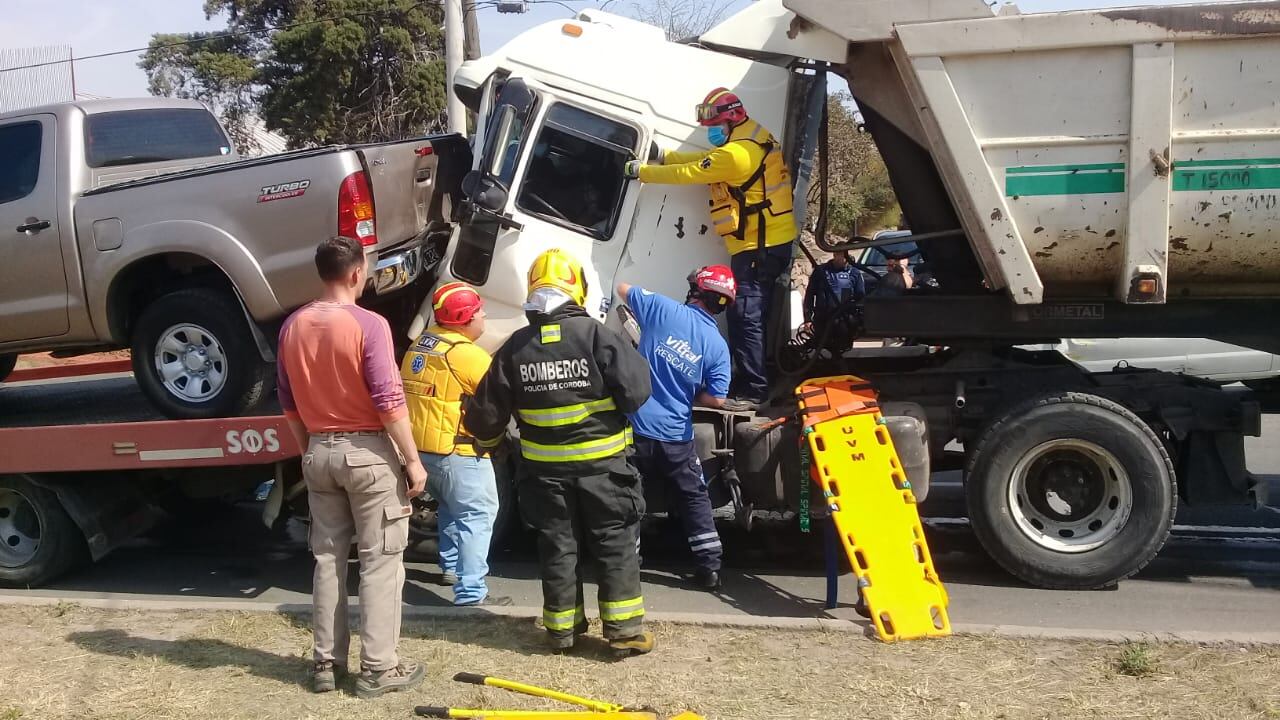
[
  {"x1": 728, "y1": 242, "x2": 793, "y2": 401},
  {"x1": 420, "y1": 452, "x2": 498, "y2": 605}
]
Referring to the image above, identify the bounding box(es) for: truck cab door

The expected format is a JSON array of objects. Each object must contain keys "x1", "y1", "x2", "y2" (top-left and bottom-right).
[
  {"x1": 440, "y1": 78, "x2": 646, "y2": 351},
  {"x1": 0, "y1": 115, "x2": 68, "y2": 343}
]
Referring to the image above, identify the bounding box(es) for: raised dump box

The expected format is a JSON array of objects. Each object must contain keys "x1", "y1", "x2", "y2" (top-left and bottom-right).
[{"x1": 769, "y1": 0, "x2": 1280, "y2": 305}]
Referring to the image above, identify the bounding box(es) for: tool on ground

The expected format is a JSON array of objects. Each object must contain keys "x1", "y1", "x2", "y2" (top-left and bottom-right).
[
  {"x1": 415, "y1": 673, "x2": 705, "y2": 719},
  {"x1": 797, "y1": 375, "x2": 951, "y2": 642}
]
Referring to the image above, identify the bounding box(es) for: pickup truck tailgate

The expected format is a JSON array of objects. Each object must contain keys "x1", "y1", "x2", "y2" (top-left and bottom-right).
[{"x1": 359, "y1": 136, "x2": 455, "y2": 247}]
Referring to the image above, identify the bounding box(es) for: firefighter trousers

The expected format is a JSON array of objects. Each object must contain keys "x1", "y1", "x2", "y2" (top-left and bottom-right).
[{"x1": 519, "y1": 460, "x2": 647, "y2": 641}]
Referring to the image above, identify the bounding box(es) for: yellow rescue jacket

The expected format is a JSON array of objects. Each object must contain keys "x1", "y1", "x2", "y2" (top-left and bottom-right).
[
  {"x1": 400, "y1": 326, "x2": 492, "y2": 456},
  {"x1": 638, "y1": 118, "x2": 796, "y2": 256}
]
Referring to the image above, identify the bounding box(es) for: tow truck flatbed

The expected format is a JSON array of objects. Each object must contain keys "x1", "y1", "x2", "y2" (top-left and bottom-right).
[{"x1": 0, "y1": 360, "x2": 300, "y2": 474}]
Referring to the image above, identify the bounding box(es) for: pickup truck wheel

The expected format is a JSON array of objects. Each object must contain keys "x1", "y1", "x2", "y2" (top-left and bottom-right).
[
  {"x1": 0, "y1": 475, "x2": 87, "y2": 588},
  {"x1": 0, "y1": 355, "x2": 16, "y2": 383},
  {"x1": 965, "y1": 392, "x2": 1176, "y2": 590},
  {"x1": 131, "y1": 288, "x2": 271, "y2": 419}
]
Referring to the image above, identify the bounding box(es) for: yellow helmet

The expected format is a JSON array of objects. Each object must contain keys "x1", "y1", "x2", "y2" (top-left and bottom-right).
[{"x1": 527, "y1": 248, "x2": 588, "y2": 307}]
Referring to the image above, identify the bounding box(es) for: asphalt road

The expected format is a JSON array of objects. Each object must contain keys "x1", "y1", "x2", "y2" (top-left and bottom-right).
[{"x1": 5, "y1": 414, "x2": 1277, "y2": 640}]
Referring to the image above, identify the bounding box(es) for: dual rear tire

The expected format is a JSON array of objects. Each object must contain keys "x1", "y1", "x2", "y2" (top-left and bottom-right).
[{"x1": 966, "y1": 393, "x2": 1177, "y2": 590}]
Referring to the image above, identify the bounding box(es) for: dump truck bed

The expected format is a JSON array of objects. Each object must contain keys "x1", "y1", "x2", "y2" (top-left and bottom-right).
[{"x1": 783, "y1": 0, "x2": 1280, "y2": 306}]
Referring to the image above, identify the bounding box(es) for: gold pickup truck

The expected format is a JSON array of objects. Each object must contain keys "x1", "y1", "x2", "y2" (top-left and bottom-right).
[{"x1": 0, "y1": 97, "x2": 468, "y2": 418}]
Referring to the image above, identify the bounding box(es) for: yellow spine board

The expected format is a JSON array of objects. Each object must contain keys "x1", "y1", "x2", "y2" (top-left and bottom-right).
[{"x1": 796, "y1": 375, "x2": 951, "y2": 642}]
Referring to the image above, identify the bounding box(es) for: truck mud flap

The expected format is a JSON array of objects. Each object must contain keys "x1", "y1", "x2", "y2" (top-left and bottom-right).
[{"x1": 28, "y1": 475, "x2": 160, "y2": 562}]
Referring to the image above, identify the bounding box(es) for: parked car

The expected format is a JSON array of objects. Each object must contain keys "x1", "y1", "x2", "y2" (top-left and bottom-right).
[
  {"x1": 0, "y1": 98, "x2": 468, "y2": 418},
  {"x1": 854, "y1": 235, "x2": 1280, "y2": 388}
]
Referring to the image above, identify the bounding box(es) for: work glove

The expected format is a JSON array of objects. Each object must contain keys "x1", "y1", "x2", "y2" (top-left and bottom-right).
[{"x1": 623, "y1": 160, "x2": 641, "y2": 179}]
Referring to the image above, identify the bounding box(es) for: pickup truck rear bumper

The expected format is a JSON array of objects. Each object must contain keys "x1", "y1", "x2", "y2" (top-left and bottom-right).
[{"x1": 372, "y1": 243, "x2": 424, "y2": 295}]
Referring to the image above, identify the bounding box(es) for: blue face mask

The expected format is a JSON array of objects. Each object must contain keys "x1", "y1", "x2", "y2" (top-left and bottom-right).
[{"x1": 707, "y1": 125, "x2": 729, "y2": 147}]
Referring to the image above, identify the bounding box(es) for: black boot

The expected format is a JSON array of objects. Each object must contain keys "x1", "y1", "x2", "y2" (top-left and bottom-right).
[{"x1": 693, "y1": 567, "x2": 723, "y2": 591}]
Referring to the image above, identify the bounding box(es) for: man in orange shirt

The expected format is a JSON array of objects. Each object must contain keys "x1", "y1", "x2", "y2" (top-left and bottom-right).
[{"x1": 277, "y1": 236, "x2": 428, "y2": 699}]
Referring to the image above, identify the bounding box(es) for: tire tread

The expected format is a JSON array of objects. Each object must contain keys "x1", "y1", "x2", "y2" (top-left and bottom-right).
[{"x1": 964, "y1": 392, "x2": 1176, "y2": 590}]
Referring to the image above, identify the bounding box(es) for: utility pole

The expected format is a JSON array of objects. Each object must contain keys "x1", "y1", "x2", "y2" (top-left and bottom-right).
[
  {"x1": 463, "y1": 1, "x2": 481, "y2": 60},
  {"x1": 443, "y1": 0, "x2": 466, "y2": 134}
]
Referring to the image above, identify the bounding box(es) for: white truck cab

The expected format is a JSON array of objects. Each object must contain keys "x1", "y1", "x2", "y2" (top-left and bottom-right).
[{"x1": 415, "y1": 9, "x2": 808, "y2": 350}]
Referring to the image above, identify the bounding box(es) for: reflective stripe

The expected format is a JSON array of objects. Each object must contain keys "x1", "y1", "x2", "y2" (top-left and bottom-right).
[
  {"x1": 688, "y1": 532, "x2": 719, "y2": 543},
  {"x1": 748, "y1": 125, "x2": 767, "y2": 143},
  {"x1": 712, "y1": 215, "x2": 735, "y2": 228},
  {"x1": 433, "y1": 284, "x2": 471, "y2": 311},
  {"x1": 520, "y1": 428, "x2": 631, "y2": 463},
  {"x1": 518, "y1": 398, "x2": 618, "y2": 428},
  {"x1": 540, "y1": 325, "x2": 562, "y2": 344},
  {"x1": 690, "y1": 539, "x2": 722, "y2": 551},
  {"x1": 600, "y1": 596, "x2": 645, "y2": 622},
  {"x1": 476, "y1": 435, "x2": 503, "y2": 449},
  {"x1": 764, "y1": 181, "x2": 789, "y2": 195},
  {"x1": 543, "y1": 605, "x2": 586, "y2": 632}
]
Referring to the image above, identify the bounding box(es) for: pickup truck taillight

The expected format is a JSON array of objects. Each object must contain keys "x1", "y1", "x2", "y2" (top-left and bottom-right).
[{"x1": 338, "y1": 170, "x2": 377, "y2": 246}]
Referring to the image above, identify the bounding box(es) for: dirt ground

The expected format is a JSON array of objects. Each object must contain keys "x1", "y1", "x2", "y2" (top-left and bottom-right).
[
  {"x1": 1, "y1": 605, "x2": 1278, "y2": 720},
  {"x1": 12, "y1": 351, "x2": 130, "y2": 370}
]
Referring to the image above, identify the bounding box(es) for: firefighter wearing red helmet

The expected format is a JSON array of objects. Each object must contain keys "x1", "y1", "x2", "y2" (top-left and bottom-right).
[
  {"x1": 400, "y1": 282, "x2": 510, "y2": 607},
  {"x1": 624, "y1": 88, "x2": 796, "y2": 411},
  {"x1": 616, "y1": 265, "x2": 734, "y2": 589}
]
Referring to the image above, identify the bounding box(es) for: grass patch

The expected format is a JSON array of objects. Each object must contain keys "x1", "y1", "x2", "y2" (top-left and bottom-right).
[
  {"x1": 1115, "y1": 642, "x2": 1158, "y2": 678},
  {"x1": 0, "y1": 605, "x2": 1277, "y2": 719}
]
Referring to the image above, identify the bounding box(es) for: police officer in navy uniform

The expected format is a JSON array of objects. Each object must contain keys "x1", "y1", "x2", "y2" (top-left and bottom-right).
[
  {"x1": 464, "y1": 248, "x2": 655, "y2": 657},
  {"x1": 618, "y1": 266, "x2": 735, "y2": 590},
  {"x1": 803, "y1": 248, "x2": 865, "y2": 353}
]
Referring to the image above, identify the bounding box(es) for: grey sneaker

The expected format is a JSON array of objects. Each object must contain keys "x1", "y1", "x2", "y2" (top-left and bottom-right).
[
  {"x1": 312, "y1": 660, "x2": 343, "y2": 693},
  {"x1": 355, "y1": 660, "x2": 425, "y2": 699}
]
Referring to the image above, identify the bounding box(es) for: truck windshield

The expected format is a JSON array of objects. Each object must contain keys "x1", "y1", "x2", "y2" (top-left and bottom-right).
[
  {"x1": 516, "y1": 103, "x2": 638, "y2": 239},
  {"x1": 83, "y1": 109, "x2": 232, "y2": 169}
]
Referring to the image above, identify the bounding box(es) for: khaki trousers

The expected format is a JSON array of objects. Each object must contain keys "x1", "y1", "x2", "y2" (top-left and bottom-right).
[{"x1": 303, "y1": 431, "x2": 411, "y2": 672}]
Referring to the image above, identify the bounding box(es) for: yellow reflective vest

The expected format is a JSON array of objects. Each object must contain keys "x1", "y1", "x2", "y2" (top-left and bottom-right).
[
  {"x1": 400, "y1": 326, "x2": 492, "y2": 456},
  {"x1": 638, "y1": 118, "x2": 796, "y2": 256}
]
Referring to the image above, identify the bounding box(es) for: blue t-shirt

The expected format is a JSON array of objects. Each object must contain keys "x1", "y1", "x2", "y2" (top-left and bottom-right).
[{"x1": 626, "y1": 287, "x2": 731, "y2": 442}]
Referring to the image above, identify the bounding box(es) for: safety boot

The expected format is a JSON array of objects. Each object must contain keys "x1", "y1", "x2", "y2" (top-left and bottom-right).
[
  {"x1": 608, "y1": 630, "x2": 655, "y2": 658},
  {"x1": 693, "y1": 567, "x2": 722, "y2": 591},
  {"x1": 546, "y1": 621, "x2": 591, "y2": 654}
]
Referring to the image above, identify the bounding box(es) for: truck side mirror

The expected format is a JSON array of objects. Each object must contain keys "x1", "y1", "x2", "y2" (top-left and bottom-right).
[
  {"x1": 462, "y1": 169, "x2": 509, "y2": 213},
  {"x1": 462, "y1": 169, "x2": 481, "y2": 197},
  {"x1": 475, "y1": 183, "x2": 508, "y2": 213}
]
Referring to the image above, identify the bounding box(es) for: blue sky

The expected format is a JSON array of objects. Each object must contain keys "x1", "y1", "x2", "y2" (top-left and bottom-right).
[{"x1": 5, "y1": 0, "x2": 1230, "y2": 99}]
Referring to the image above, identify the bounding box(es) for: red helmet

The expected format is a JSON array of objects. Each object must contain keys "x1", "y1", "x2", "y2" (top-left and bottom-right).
[
  {"x1": 689, "y1": 264, "x2": 737, "y2": 308},
  {"x1": 432, "y1": 281, "x2": 483, "y2": 326},
  {"x1": 696, "y1": 88, "x2": 748, "y2": 127}
]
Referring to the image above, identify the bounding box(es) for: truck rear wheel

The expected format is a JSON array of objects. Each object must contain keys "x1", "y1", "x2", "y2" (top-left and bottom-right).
[
  {"x1": 965, "y1": 392, "x2": 1175, "y2": 589},
  {"x1": 0, "y1": 476, "x2": 87, "y2": 587},
  {"x1": 0, "y1": 354, "x2": 16, "y2": 383},
  {"x1": 131, "y1": 288, "x2": 271, "y2": 419}
]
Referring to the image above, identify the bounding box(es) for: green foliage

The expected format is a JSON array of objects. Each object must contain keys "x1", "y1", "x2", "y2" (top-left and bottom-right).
[
  {"x1": 1115, "y1": 643, "x2": 1158, "y2": 678},
  {"x1": 139, "y1": 0, "x2": 446, "y2": 150},
  {"x1": 810, "y1": 92, "x2": 901, "y2": 238}
]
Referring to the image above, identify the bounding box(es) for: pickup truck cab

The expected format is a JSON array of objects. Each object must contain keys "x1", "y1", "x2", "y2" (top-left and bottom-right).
[{"x1": 0, "y1": 98, "x2": 467, "y2": 418}]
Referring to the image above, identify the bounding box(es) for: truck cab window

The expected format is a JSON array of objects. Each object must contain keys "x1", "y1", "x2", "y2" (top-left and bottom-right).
[
  {"x1": 0, "y1": 122, "x2": 42, "y2": 205},
  {"x1": 516, "y1": 104, "x2": 638, "y2": 239},
  {"x1": 488, "y1": 106, "x2": 525, "y2": 187}
]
